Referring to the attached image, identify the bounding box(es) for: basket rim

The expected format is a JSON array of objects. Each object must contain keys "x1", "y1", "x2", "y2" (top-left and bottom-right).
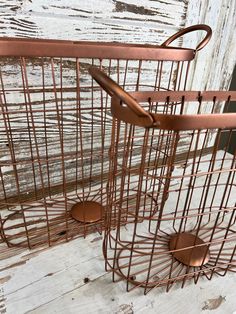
[
  {"x1": 0, "y1": 37, "x2": 196, "y2": 61},
  {"x1": 111, "y1": 91, "x2": 236, "y2": 130}
]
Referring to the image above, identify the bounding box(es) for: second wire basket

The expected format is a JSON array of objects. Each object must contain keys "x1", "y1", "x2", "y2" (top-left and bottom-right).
[{"x1": 90, "y1": 67, "x2": 236, "y2": 294}]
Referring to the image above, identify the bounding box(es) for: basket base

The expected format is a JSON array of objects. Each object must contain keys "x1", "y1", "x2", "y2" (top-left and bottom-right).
[
  {"x1": 71, "y1": 201, "x2": 104, "y2": 223},
  {"x1": 169, "y1": 232, "x2": 210, "y2": 267}
]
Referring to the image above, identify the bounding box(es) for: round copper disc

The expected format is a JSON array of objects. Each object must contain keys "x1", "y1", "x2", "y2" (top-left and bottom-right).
[
  {"x1": 169, "y1": 232, "x2": 210, "y2": 267},
  {"x1": 70, "y1": 201, "x2": 104, "y2": 223}
]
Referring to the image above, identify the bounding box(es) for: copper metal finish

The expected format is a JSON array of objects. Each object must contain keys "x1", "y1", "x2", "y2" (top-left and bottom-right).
[
  {"x1": 0, "y1": 23, "x2": 212, "y2": 60},
  {"x1": 0, "y1": 24, "x2": 210, "y2": 249},
  {"x1": 169, "y1": 233, "x2": 210, "y2": 267},
  {"x1": 161, "y1": 24, "x2": 212, "y2": 51},
  {"x1": 90, "y1": 68, "x2": 236, "y2": 293},
  {"x1": 71, "y1": 201, "x2": 104, "y2": 223}
]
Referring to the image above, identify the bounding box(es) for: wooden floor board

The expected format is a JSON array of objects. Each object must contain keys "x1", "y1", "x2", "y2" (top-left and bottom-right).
[{"x1": 0, "y1": 229, "x2": 236, "y2": 314}]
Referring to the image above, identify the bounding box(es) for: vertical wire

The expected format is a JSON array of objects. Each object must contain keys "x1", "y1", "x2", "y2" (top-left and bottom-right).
[
  {"x1": 157, "y1": 61, "x2": 163, "y2": 91},
  {"x1": 183, "y1": 61, "x2": 191, "y2": 91},
  {"x1": 99, "y1": 58, "x2": 105, "y2": 209},
  {"x1": 103, "y1": 116, "x2": 117, "y2": 271},
  {"x1": 21, "y1": 57, "x2": 51, "y2": 246},
  {"x1": 136, "y1": 60, "x2": 142, "y2": 91},
  {"x1": 123, "y1": 60, "x2": 129, "y2": 89},
  {"x1": 110, "y1": 119, "x2": 122, "y2": 281},
  {"x1": 74, "y1": 57, "x2": 80, "y2": 196},
  {"x1": 222, "y1": 134, "x2": 236, "y2": 215},
  {"x1": 167, "y1": 61, "x2": 174, "y2": 91},
  {"x1": 0, "y1": 73, "x2": 9, "y2": 211},
  {"x1": 41, "y1": 58, "x2": 52, "y2": 199},
  {"x1": 0, "y1": 68, "x2": 17, "y2": 247},
  {"x1": 177, "y1": 61, "x2": 184, "y2": 91},
  {"x1": 154, "y1": 61, "x2": 160, "y2": 90},
  {"x1": 125, "y1": 125, "x2": 135, "y2": 225},
  {"x1": 20, "y1": 57, "x2": 38, "y2": 200},
  {"x1": 144, "y1": 131, "x2": 179, "y2": 294},
  {"x1": 171, "y1": 129, "x2": 195, "y2": 232},
  {"x1": 122, "y1": 59, "x2": 132, "y2": 221},
  {"x1": 123, "y1": 60, "x2": 136, "y2": 224},
  {"x1": 173, "y1": 61, "x2": 180, "y2": 91},
  {"x1": 118, "y1": 123, "x2": 134, "y2": 225},
  {"x1": 75, "y1": 58, "x2": 84, "y2": 202},
  {"x1": 0, "y1": 165, "x2": 8, "y2": 210},
  {"x1": 0, "y1": 76, "x2": 9, "y2": 244},
  {"x1": 59, "y1": 57, "x2": 69, "y2": 239},
  {"x1": 125, "y1": 128, "x2": 150, "y2": 292},
  {"x1": 87, "y1": 58, "x2": 95, "y2": 201},
  {"x1": 148, "y1": 129, "x2": 170, "y2": 233},
  {"x1": 50, "y1": 57, "x2": 68, "y2": 241}
]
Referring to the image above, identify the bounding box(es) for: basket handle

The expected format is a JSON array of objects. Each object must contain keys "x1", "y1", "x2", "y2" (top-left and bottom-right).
[
  {"x1": 89, "y1": 66, "x2": 152, "y2": 119},
  {"x1": 161, "y1": 24, "x2": 212, "y2": 51}
]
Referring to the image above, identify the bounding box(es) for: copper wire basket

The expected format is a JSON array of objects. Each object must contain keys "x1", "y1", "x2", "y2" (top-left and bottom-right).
[
  {"x1": 0, "y1": 25, "x2": 212, "y2": 249},
  {"x1": 90, "y1": 67, "x2": 236, "y2": 293}
]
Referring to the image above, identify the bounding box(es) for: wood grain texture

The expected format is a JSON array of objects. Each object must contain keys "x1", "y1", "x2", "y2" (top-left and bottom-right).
[
  {"x1": 184, "y1": 0, "x2": 236, "y2": 90},
  {"x1": 0, "y1": 0, "x2": 186, "y2": 43},
  {"x1": 0, "y1": 0, "x2": 235, "y2": 89}
]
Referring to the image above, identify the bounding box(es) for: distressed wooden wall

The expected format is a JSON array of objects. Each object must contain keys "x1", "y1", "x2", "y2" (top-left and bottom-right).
[
  {"x1": 0, "y1": 0, "x2": 186, "y2": 41},
  {"x1": 0, "y1": 0, "x2": 235, "y2": 90}
]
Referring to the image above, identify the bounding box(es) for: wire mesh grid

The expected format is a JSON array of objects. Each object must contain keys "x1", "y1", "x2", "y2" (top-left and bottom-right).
[
  {"x1": 0, "y1": 25, "x2": 212, "y2": 249},
  {"x1": 94, "y1": 81, "x2": 236, "y2": 293}
]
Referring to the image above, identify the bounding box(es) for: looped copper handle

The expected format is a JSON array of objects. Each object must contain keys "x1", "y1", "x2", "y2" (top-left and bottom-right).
[
  {"x1": 89, "y1": 66, "x2": 151, "y2": 118},
  {"x1": 161, "y1": 24, "x2": 212, "y2": 51}
]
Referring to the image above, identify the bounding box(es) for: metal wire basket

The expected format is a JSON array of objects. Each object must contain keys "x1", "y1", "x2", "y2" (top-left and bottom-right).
[
  {"x1": 90, "y1": 68, "x2": 236, "y2": 293},
  {"x1": 0, "y1": 25, "x2": 212, "y2": 249}
]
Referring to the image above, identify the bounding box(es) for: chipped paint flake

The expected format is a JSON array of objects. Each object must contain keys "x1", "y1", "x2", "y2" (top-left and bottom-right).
[
  {"x1": 0, "y1": 275, "x2": 11, "y2": 284},
  {"x1": 115, "y1": 303, "x2": 134, "y2": 314},
  {"x1": 202, "y1": 296, "x2": 226, "y2": 311}
]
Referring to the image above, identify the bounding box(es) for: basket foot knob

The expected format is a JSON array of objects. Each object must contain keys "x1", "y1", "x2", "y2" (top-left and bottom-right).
[
  {"x1": 71, "y1": 201, "x2": 104, "y2": 223},
  {"x1": 169, "y1": 232, "x2": 210, "y2": 267}
]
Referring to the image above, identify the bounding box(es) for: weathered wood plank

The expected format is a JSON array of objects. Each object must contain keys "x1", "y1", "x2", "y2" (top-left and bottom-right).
[
  {"x1": 0, "y1": 232, "x2": 106, "y2": 313},
  {"x1": 0, "y1": 0, "x2": 235, "y2": 92},
  {"x1": 0, "y1": 219, "x2": 236, "y2": 314},
  {"x1": 184, "y1": 0, "x2": 236, "y2": 90},
  {"x1": 0, "y1": 0, "x2": 186, "y2": 43},
  {"x1": 28, "y1": 273, "x2": 236, "y2": 314}
]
